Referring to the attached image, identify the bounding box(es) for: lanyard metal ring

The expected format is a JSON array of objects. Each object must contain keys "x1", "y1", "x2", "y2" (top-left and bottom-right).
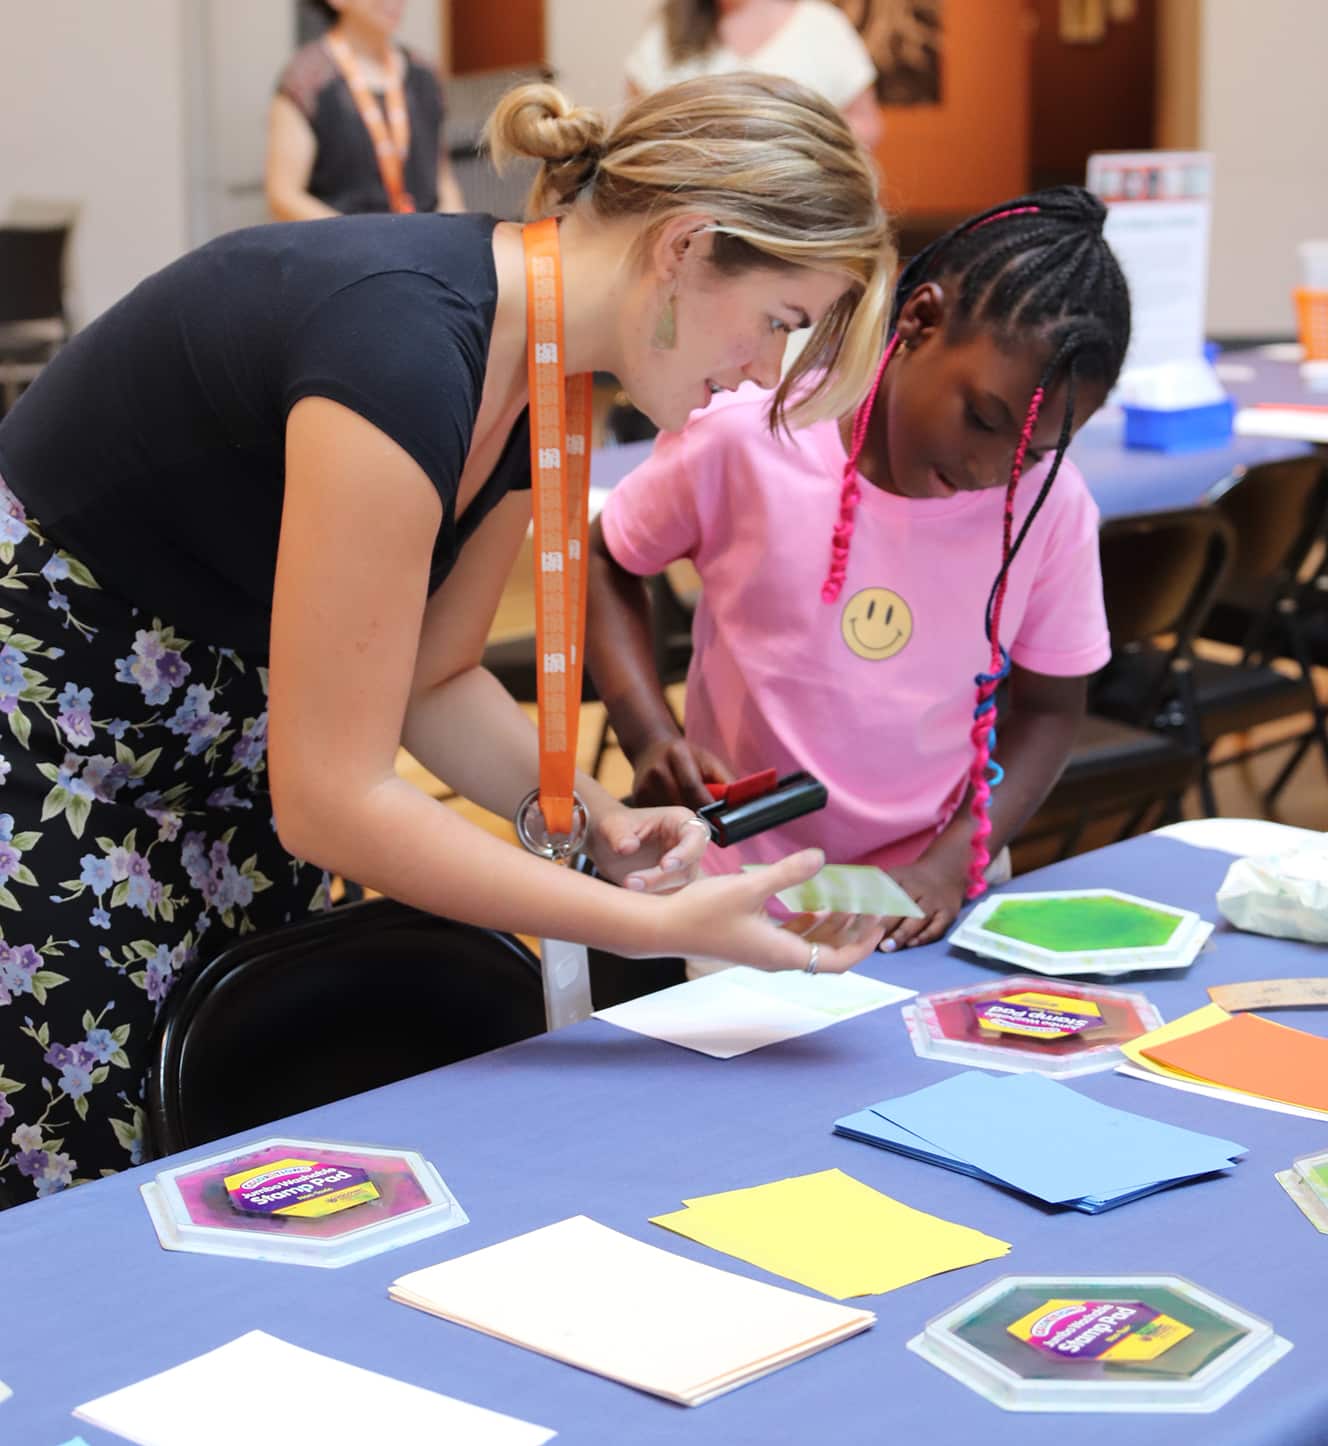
[{"x1": 515, "y1": 787, "x2": 589, "y2": 863}]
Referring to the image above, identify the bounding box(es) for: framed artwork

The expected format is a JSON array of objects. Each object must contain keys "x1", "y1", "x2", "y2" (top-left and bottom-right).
[{"x1": 834, "y1": 0, "x2": 943, "y2": 106}]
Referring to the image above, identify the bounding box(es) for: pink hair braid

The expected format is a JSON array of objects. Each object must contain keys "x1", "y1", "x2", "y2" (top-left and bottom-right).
[
  {"x1": 821, "y1": 334, "x2": 901, "y2": 604},
  {"x1": 965, "y1": 385, "x2": 1045, "y2": 899}
]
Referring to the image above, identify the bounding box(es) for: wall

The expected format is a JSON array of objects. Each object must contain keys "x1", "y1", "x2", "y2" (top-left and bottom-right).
[
  {"x1": 1198, "y1": 0, "x2": 1328, "y2": 339},
  {"x1": 546, "y1": 0, "x2": 656, "y2": 115},
  {"x1": 872, "y1": 0, "x2": 1030, "y2": 220},
  {"x1": 1154, "y1": 0, "x2": 1198, "y2": 150},
  {"x1": 0, "y1": 0, "x2": 191, "y2": 327}
]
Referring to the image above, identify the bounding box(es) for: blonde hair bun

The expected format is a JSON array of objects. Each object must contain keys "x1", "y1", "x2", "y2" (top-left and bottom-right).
[{"x1": 485, "y1": 83, "x2": 607, "y2": 213}]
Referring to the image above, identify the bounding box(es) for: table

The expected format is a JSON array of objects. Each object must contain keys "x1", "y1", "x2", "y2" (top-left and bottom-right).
[
  {"x1": 1070, "y1": 347, "x2": 1323, "y2": 518},
  {"x1": 588, "y1": 350, "x2": 1317, "y2": 525},
  {"x1": 2, "y1": 830, "x2": 1325, "y2": 1444}
]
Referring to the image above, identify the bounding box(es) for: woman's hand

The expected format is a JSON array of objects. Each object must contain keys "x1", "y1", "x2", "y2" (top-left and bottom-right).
[
  {"x1": 878, "y1": 846, "x2": 968, "y2": 951},
  {"x1": 655, "y1": 849, "x2": 886, "y2": 971},
  {"x1": 588, "y1": 803, "x2": 711, "y2": 893}
]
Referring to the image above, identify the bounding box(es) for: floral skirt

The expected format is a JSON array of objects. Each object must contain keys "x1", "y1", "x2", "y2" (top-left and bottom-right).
[{"x1": 0, "y1": 477, "x2": 326, "y2": 1208}]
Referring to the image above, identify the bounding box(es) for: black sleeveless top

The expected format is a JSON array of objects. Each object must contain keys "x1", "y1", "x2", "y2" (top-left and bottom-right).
[
  {"x1": 0, "y1": 214, "x2": 531, "y2": 656},
  {"x1": 276, "y1": 40, "x2": 445, "y2": 215}
]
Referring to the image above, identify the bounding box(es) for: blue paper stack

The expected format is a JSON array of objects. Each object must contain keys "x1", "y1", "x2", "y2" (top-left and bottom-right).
[{"x1": 834, "y1": 1071, "x2": 1246, "y2": 1214}]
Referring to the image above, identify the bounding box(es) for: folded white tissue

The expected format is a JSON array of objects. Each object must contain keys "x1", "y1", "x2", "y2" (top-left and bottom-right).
[
  {"x1": 1217, "y1": 845, "x2": 1328, "y2": 943},
  {"x1": 1115, "y1": 358, "x2": 1230, "y2": 410}
]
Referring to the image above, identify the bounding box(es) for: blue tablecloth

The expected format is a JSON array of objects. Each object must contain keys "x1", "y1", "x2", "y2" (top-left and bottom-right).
[
  {"x1": 590, "y1": 349, "x2": 1317, "y2": 522},
  {"x1": 3, "y1": 833, "x2": 1326, "y2": 1444}
]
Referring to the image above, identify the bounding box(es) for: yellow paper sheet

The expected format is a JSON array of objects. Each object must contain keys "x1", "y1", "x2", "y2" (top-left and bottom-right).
[{"x1": 650, "y1": 1168, "x2": 1009, "y2": 1301}]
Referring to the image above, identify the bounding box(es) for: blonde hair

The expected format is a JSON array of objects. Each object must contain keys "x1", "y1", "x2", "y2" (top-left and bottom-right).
[{"x1": 485, "y1": 74, "x2": 894, "y2": 431}]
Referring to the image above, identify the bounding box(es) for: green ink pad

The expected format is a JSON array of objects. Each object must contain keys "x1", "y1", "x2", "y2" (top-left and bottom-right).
[{"x1": 949, "y1": 890, "x2": 1212, "y2": 979}]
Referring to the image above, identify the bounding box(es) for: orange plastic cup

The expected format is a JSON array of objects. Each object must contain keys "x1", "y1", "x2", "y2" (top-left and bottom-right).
[{"x1": 1295, "y1": 288, "x2": 1328, "y2": 361}]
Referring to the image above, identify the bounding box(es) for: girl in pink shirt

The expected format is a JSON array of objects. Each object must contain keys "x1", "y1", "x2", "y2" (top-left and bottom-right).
[{"x1": 587, "y1": 186, "x2": 1130, "y2": 950}]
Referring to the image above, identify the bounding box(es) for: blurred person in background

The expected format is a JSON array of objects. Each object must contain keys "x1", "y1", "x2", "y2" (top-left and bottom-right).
[
  {"x1": 267, "y1": 0, "x2": 464, "y2": 220},
  {"x1": 625, "y1": 0, "x2": 882, "y2": 150}
]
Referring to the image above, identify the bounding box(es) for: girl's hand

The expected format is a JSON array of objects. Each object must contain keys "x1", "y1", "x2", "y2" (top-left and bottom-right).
[
  {"x1": 878, "y1": 847, "x2": 967, "y2": 950},
  {"x1": 656, "y1": 849, "x2": 886, "y2": 971},
  {"x1": 588, "y1": 803, "x2": 711, "y2": 893},
  {"x1": 631, "y1": 737, "x2": 734, "y2": 810}
]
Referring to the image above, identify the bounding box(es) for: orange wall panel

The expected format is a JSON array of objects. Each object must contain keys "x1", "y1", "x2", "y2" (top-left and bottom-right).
[{"x1": 872, "y1": 0, "x2": 1032, "y2": 219}]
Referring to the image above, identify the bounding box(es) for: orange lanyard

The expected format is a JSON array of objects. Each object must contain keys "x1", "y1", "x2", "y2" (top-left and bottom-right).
[
  {"x1": 325, "y1": 32, "x2": 415, "y2": 214},
  {"x1": 522, "y1": 218, "x2": 593, "y2": 850}
]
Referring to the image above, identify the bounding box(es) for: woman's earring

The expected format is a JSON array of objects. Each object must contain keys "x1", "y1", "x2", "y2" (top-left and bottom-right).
[{"x1": 652, "y1": 290, "x2": 677, "y2": 350}]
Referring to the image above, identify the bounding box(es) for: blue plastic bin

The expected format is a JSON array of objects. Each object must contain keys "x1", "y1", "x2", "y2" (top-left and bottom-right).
[{"x1": 1121, "y1": 398, "x2": 1235, "y2": 453}]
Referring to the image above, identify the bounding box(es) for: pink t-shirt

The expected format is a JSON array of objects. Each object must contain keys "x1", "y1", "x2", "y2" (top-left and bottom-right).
[{"x1": 599, "y1": 388, "x2": 1111, "y2": 874}]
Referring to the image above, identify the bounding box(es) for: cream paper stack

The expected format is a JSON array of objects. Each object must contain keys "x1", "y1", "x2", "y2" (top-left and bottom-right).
[{"x1": 389, "y1": 1214, "x2": 875, "y2": 1406}]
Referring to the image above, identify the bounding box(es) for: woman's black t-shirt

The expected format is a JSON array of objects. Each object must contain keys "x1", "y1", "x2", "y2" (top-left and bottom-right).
[
  {"x1": 0, "y1": 212, "x2": 530, "y2": 656},
  {"x1": 277, "y1": 40, "x2": 445, "y2": 215}
]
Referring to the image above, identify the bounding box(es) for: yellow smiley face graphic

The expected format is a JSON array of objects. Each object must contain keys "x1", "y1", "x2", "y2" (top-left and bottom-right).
[{"x1": 840, "y1": 587, "x2": 913, "y2": 661}]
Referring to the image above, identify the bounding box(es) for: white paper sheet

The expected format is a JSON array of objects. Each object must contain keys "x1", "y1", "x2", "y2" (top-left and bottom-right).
[
  {"x1": 1235, "y1": 406, "x2": 1328, "y2": 444},
  {"x1": 1115, "y1": 1062, "x2": 1328, "y2": 1123},
  {"x1": 390, "y1": 1215, "x2": 874, "y2": 1406},
  {"x1": 594, "y1": 966, "x2": 915, "y2": 1058},
  {"x1": 74, "y1": 1331, "x2": 556, "y2": 1446}
]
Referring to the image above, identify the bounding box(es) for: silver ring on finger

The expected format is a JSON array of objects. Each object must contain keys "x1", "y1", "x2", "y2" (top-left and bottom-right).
[
  {"x1": 682, "y1": 815, "x2": 712, "y2": 839},
  {"x1": 805, "y1": 942, "x2": 820, "y2": 975}
]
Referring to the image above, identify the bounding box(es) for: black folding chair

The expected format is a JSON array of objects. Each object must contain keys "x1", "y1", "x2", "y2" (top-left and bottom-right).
[
  {"x1": 1088, "y1": 506, "x2": 1236, "y2": 817},
  {"x1": 0, "y1": 223, "x2": 71, "y2": 412},
  {"x1": 1196, "y1": 457, "x2": 1328, "y2": 807},
  {"x1": 144, "y1": 898, "x2": 545, "y2": 1158},
  {"x1": 1015, "y1": 712, "x2": 1198, "y2": 861}
]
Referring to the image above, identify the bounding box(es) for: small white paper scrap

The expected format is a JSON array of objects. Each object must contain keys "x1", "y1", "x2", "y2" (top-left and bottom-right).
[
  {"x1": 74, "y1": 1331, "x2": 556, "y2": 1446},
  {"x1": 595, "y1": 965, "x2": 915, "y2": 1059},
  {"x1": 1235, "y1": 406, "x2": 1328, "y2": 444}
]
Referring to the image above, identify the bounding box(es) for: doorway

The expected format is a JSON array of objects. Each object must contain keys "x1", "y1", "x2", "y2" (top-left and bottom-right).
[{"x1": 1028, "y1": 0, "x2": 1158, "y2": 190}]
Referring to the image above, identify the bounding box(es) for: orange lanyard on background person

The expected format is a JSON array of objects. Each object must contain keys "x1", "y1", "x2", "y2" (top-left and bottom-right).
[
  {"x1": 324, "y1": 32, "x2": 415, "y2": 214},
  {"x1": 517, "y1": 217, "x2": 594, "y2": 857}
]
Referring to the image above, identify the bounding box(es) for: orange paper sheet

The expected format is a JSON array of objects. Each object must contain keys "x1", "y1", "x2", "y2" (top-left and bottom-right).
[{"x1": 1142, "y1": 1012, "x2": 1328, "y2": 1113}]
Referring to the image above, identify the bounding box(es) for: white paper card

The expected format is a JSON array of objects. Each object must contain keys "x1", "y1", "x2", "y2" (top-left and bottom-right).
[
  {"x1": 1086, "y1": 151, "x2": 1214, "y2": 375},
  {"x1": 1235, "y1": 407, "x2": 1328, "y2": 444},
  {"x1": 390, "y1": 1215, "x2": 874, "y2": 1406},
  {"x1": 594, "y1": 966, "x2": 914, "y2": 1058},
  {"x1": 74, "y1": 1331, "x2": 556, "y2": 1446}
]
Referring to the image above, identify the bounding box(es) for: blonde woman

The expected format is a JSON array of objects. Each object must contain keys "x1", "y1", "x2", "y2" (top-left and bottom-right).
[
  {"x1": 0, "y1": 75, "x2": 892, "y2": 1204},
  {"x1": 626, "y1": 0, "x2": 882, "y2": 149}
]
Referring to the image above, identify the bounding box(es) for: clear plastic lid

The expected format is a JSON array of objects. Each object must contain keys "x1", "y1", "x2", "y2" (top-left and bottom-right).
[
  {"x1": 141, "y1": 1136, "x2": 468, "y2": 1268},
  {"x1": 904, "y1": 976, "x2": 1165, "y2": 1078},
  {"x1": 1290, "y1": 1147, "x2": 1328, "y2": 1230},
  {"x1": 1278, "y1": 1160, "x2": 1328, "y2": 1234},
  {"x1": 907, "y1": 1273, "x2": 1291, "y2": 1413},
  {"x1": 949, "y1": 890, "x2": 1213, "y2": 977}
]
